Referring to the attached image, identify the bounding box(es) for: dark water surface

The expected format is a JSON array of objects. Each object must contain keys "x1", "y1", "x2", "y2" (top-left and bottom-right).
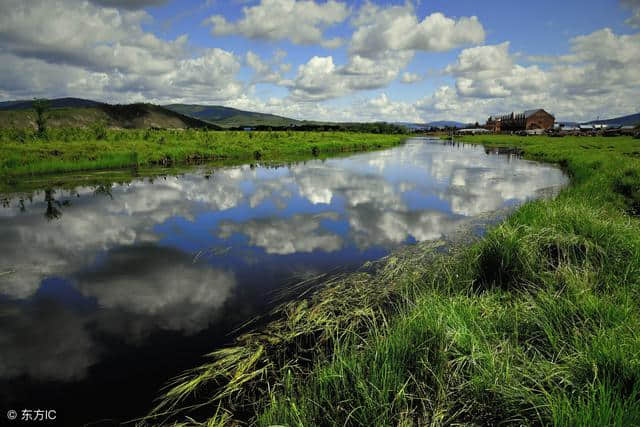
[{"x1": 0, "y1": 139, "x2": 567, "y2": 425}]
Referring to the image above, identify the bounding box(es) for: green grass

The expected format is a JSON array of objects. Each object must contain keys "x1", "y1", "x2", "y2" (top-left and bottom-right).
[
  {"x1": 142, "y1": 135, "x2": 640, "y2": 426},
  {"x1": 0, "y1": 128, "x2": 407, "y2": 186}
]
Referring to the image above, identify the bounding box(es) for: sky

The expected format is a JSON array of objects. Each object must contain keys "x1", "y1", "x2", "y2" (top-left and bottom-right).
[{"x1": 1, "y1": 0, "x2": 639, "y2": 123}]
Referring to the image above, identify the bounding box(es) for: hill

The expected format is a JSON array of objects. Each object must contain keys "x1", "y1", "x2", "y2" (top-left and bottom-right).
[
  {"x1": 426, "y1": 120, "x2": 468, "y2": 128},
  {"x1": 586, "y1": 112, "x2": 640, "y2": 127},
  {"x1": 0, "y1": 98, "x2": 215, "y2": 130},
  {"x1": 164, "y1": 104, "x2": 301, "y2": 128},
  {"x1": 395, "y1": 121, "x2": 468, "y2": 130},
  {"x1": 0, "y1": 97, "x2": 105, "y2": 111}
]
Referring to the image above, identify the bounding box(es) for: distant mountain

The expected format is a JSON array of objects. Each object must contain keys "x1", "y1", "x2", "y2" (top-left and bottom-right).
[
  {"x1": 0, "y1": 97, "x2": 473, "y2": 130},
  {"x1": 426, "y1": 121, "x2": 468, "y2": 128},
  {"x1": 164, "y1": 104, "x2": 301, "y2": 128},
  {"x1": 585, "y1": 113, "x2": 640, "y2": 127},
  {"x1": 0, "y1": 97, "x2": 105, "y2": 111},
  {"x1": 395, "y1": 121, "x2": 468, "y2": 129},
  {"x1": 0, "y1": 98, "x2": 215, "y2": 130}
]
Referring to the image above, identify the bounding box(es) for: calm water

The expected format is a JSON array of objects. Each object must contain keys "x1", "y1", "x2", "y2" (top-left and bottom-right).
[{"x1": 0, "y1": 138, "x2": 567, "y2": 425}]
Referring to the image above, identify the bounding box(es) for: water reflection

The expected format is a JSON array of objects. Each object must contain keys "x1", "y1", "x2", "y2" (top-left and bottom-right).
[
  {"x1": 0, "y1": 138, "x2": 567, "y2": 424},
  {"x1": 218, "y1": 212, "x2": 343, "y2": 255},
  {"x1": 75, "y1": 245, "x2": 236, "y2": 335},
  {"x1": 1, "y1": 299, "x2": 96, "y2": 381}
]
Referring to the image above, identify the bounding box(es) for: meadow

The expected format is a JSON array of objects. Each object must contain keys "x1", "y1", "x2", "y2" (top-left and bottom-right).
[
  {"x1": 145, "y1": 135, "x2": 640, "y2": 426},
  {"x1": 0, "y1": 127, "x2": 407, "y2": 182}
]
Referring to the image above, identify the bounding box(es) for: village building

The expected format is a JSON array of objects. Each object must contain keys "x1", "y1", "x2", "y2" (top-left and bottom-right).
[{"x1": 485, "y1": 109, "x2": 555, "y2": 132}]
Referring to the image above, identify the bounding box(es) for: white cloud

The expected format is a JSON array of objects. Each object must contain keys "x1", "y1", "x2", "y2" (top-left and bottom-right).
[
  {"x1": 246, "y1": 51, "x2": 289, "y2": 84},
  {"x1": 287, "y1": 56, "x2": 346, "y2": 100},
  {"x1": 445, "y1": 42, "x2": 549, "y2": 99},
  {"x1": 282, "y1": 3, "x2": 484, "y2": 102},
  {"x1": 434, "y1": 29, "x2": 640, "y2": 122},
  {"x1": 568, "y1": 28, "x2": 640, "y2": 65},
  {"x1": 222, "y1": 94, "x2": 348, "y2": 121},
  {"x1": 400, "y1": 72, "x2": 422, "y2": 83},
  {"x1": 359, "y1": 93, "x2": 422, "y2": 122},
  {"x1": 1, "y1": 0, "x2": 637, "y2": 123},
  {"x1": 286, "y1": 50, "x2": 413, "y2": 101},
  {"x1": 350, "y1": 3, "x2": 485, "y2": 58},
  {"x1": 0, "y1": 0, "x2": 244, "y2": 103},
  {"x1": 206, "y1": 0, "x2": 349, "y2": 47}
]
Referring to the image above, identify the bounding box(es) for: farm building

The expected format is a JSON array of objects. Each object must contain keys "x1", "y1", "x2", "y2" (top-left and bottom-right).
[{"x1": 485, "y1": 109, "x2": 555, "y2": 132}]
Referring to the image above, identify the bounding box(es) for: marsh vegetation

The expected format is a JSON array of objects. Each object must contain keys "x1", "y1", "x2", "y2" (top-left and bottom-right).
[
  {"x1": 0, "y1": 128, "x2": 407, "y2": 183},
  {"x1": 0, "y1": 138, "x2": 568, "y2": 425},
  {"x1": 146, "y1": 135, "x2": 640, "y2": 426}
]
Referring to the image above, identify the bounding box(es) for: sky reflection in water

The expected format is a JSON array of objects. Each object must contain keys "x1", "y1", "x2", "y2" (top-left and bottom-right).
[{"x1": 0, "y1": 139, "x2": 567, "y2": 422}]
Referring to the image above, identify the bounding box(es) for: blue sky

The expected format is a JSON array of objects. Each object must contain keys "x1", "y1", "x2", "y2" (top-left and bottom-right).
[{"x1": 1, "y1": 0, "x2": 639, "y2": 122}]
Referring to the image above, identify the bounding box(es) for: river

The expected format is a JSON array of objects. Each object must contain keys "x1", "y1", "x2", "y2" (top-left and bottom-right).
[{"x1": 0, "y1": 138, "x2": 568, "y2": 425}]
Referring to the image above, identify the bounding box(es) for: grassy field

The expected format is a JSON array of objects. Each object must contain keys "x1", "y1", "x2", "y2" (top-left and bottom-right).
[
  {"x1": 0, "y1": 128, "x2": 407, "y2": 184},
  {"x1": 145, "y1": 135, "x2": 640, "y2": 426}
]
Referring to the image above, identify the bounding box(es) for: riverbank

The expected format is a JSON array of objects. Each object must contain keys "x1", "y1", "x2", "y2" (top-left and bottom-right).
[
  {"x1": 0, "y1": 129, "x2": 407, "y2": 181},
  {"x1": 146, "y1": 135, "x2": 640, "y2": 426}
]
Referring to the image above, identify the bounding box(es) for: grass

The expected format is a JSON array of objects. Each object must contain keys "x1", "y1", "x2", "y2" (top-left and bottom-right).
[
  {"x1": 142, "y1": 134, "x2": 640, "y2": 426},
  {"x1": 0, "y1": 128, "x2": 407, "y2": 185}
]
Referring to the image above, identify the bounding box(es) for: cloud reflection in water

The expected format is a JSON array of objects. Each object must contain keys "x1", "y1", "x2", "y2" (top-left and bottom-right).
[{"x1": 0, "y1": 139, "x2": 567, "y2": 382}]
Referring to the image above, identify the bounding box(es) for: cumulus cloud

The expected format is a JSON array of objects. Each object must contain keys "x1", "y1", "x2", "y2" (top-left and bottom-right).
[
  {"x1": 445, "y1": 42, "x2": 549, "y2": 99},
  {"x1": 271, "y1": 15, "x2": 640, "y2": 121},
  {"x1": 246, "y1": 51, "x2": 289, "y2": 84},
  {"x1": 282, "y1": 3, "x2": 484, "y2": 101},
  {"x1": 350, "y1": 2, "x2": 485, "y2": 58},
  {"x1": 1, "y1": 0, "x2": 638, "y2": 124},
  {"x1": 360, "y1": 93, "x2": 423, "y2": 122},
  {"x1": 285, "y1": 50, "x2": 413, "y2": 101},
  {"x1": 233, "y1": 25, "x2": 640, "y2": 121},
  {"x1": 206, "y1": 0, "x2": 349, "y2": 47},
  {"x1": 430, "y1": 28, "x2": 640, "y2": 122},
  {"x1": 0, "y1": 0, "x2": 244, "y2": 103},
  {"x1": 287, "y1": 56, "x2": 346, "y2": 100}
]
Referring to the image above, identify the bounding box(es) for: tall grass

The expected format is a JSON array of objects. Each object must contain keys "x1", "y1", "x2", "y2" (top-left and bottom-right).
[
  {"x1": 143, "y1": 135, "x2": 640, "y2": 426},
  {"x1": 0, "y1": 129, "x2": 407, "y2": 182}
]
